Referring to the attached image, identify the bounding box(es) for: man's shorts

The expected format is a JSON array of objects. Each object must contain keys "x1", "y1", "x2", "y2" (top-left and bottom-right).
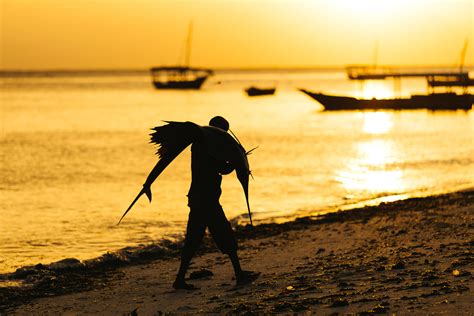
[{"x1": 183, "y1": 198, "x2": 238, "y2": 254}]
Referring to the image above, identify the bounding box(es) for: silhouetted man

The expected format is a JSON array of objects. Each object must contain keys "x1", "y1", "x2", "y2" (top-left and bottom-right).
[{"x1": 143, "y1": 116, "x2": 259, "y2": 290}]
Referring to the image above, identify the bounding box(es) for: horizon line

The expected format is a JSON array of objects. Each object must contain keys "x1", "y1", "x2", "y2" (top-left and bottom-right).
[{"x1": 0, "y1": 64, "x2": 473, "y2": 75}]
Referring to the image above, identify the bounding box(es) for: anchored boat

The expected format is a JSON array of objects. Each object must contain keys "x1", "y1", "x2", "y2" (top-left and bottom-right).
[
  {"x1": 245, "y1": 86, "x2": 276, "y2": 97},
  {"x1": 299, "y1": 89, "x2": 473, "y2": 111},
  {"x1": 150, "y1": 22, "x2": 213, "y2": 90},
  {"x1": 150, "y1": 67, "x2": 213, "y2": 90},
  {"x1": 302, "y1": 50, "x2": 473, "y2": 111}
]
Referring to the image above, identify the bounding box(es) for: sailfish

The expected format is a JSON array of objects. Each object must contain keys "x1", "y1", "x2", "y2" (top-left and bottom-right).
[{"x1": 118, "y1": 121, "x2": 254, "y2": 225}]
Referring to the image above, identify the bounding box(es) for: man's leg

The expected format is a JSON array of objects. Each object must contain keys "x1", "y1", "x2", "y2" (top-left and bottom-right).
[
  {"x1": 174, "y1": 209, "x2": 206, "y2": 290},
  {"x1": 228, "y1": 250, "x2": 243, "y2": 276},
  {"x1": 229, "y1": 251, "x2": 260, "y2": 286},
  {"x1": 174, "y1": 248, "x2": 197, "y2": 289},
  {"x1": 208, "y1": 205, "x2": 260, "y2": 285}
]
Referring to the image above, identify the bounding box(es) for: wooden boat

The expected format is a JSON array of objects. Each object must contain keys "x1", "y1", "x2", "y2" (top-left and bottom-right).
[
  {"x1": 346, "y1": 66, "x2": 474, "y2": 89},
  {"x1": 245, "y1": 86, "x2": 276, "y2": 97},
  {"x1": 150, "y1": 67, "x2": 213, "y2": 89},
  {"x1": 427, "y1": 73, "x2": 474, "y2": 88},
  {"x1": 299, "y1": 89, "x2": 473, "y2": 111},
  {"x1": 346, "y1": 65, "x2": 470, "y2": 81},
  {"x1": 328, "y1": 43, "x2": 473, "y2": 110},
  {"x1": 150, "y1": 22, "x2": 213, "y2": 90}
]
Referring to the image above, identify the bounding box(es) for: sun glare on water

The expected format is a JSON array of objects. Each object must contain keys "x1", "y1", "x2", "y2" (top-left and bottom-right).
[
  {"x1": 362, "y1": 112, "x2": 394, "y2": 134},
  {"x1": 336, "y1": 139, "x2": 405, "y2": 194},
  {"x1": 336, "y1": 113, "x2": 406, "y2": 195}
]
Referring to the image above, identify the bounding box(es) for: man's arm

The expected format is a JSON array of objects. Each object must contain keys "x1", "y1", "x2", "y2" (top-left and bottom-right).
[{"x1": 142, "y1": 161, "x2": 162, "y2": 202}]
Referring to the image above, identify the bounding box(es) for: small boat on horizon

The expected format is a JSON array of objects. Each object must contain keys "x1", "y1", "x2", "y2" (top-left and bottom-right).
[
  {"x1": 245, "y1": 86, "x2": 276, "y2": 97},
  {"x1": 299, "y1": 89, "x2": 473, "y2": 111},
  {"x1": 150, "y1": 66, "x2": 213, "y2": 90},
  {"x1": 150, "y1": 22, "x2": 213, "y2": 90},
  {"x1": 427, "y1": 73, "x2": 474, "y2": 89}
]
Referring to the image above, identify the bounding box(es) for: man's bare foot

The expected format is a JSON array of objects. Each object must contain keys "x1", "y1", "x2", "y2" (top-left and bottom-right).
[
  {"x1": 173, "y1": 279, "x2": 199, "y2": 290},
  {"x1": 236, "y1": 271, "x2": 260, "y2": 286}
]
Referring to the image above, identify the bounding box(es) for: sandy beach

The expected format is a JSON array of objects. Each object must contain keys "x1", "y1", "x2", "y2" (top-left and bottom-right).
[{"x1": 2, "y1": 189, "x2": 473, "y2": 315}]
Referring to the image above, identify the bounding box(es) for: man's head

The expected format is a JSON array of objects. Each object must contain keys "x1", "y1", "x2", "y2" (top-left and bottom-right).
[{"x1": 209, "y1": 116, "x2": 229, "y2": 131}]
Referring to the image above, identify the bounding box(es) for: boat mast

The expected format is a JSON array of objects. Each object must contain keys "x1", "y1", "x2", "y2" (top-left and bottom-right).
[
  {"x1": 458, "y1": 39, "x2": 468, "y2": 73},
  {"x1": 185, "y1": 21, "x2": 193, "y2": 68}
]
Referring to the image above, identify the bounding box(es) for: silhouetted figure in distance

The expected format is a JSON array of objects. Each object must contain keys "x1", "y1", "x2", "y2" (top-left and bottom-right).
[{"x1": 143, "y1": 116, "x2": 259, "y2": 290}]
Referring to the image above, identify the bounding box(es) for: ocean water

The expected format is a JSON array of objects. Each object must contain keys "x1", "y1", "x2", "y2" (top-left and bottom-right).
[{"x1": 1, "y1": 69, "x2": 473, "y2": 274}]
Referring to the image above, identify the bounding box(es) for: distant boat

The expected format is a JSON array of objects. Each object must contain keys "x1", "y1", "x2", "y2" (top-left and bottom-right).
[
  {"x1": 305, "y1": 41, "x2": 473, "y2": 111},
  {"x1": 345, "y1": 65, "x2": 471, "y2": 81},
  {"x1": 427, "y1": 73, "x2": 474, "y2": 89},
  {"x1": 245, "y1": 86, "x2": 276, "y2": 97},
  {"x1": 346, "y1": 42, "x2": 471, "y2": 82},
  {"x1": 299, "y1": 90, "x2": 473, "y2": 111},
  {"x1": 150, "y1": 67, "x2": 213, "y2": 89},
  {"x1": 150, "y1": 22, "x2": 213, "y2": 90}
]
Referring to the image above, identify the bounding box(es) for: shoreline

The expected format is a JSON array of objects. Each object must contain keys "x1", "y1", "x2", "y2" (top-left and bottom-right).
[
  {"x1": 3, "y1": 186, "x2": 470, "y2": 277},
  {"x1": 2, "y1": 189, "x2": 473, "y2": 314}
]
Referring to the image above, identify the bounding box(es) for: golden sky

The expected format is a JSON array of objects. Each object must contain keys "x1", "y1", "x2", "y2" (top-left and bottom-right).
[{"x1": 1, "y1": 0, "x2": 473, "y2": 69}]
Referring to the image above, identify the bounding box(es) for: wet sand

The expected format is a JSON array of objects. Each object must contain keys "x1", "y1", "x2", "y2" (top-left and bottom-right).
[{"x1": 2, "y1": 189, "x2": 473, "y2": 315}]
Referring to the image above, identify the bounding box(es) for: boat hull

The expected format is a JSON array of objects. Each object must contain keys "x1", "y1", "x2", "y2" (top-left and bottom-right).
[
  {"x1": 152, "y1": 76, "x2": 209, "y2": 90},
  {"x1": 245, "y1": 87, "x2": 276, "y2": 96},
  {"x1": 300, "y1": 90, "x2": 473, "y2": 111}
]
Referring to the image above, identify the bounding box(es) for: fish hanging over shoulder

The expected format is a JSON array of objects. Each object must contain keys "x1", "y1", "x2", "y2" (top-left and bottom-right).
[{"x1": 118, "y1": 121, "x2": 254, "y2": 225}]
